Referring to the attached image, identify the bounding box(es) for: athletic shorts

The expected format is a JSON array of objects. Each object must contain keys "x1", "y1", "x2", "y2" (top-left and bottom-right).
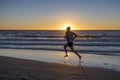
[{"x1": 67, "y1": 42, "x2": 73, "y2": 47}]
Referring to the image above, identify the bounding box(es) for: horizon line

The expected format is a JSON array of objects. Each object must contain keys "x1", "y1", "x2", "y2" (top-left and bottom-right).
[{"x1": 0, "y1": 29, "x2": 120, "y2": 31}]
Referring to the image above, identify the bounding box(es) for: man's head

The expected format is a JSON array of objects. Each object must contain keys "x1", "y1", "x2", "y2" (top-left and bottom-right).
[{"x1": 66, "y1": 26, "x2": 71, "y2": 31}]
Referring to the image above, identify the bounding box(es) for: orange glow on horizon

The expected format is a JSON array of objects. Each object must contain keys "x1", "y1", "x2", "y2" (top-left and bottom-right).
[{"x1": 0, "y1": 22, "x2": 119, "y2": 30}]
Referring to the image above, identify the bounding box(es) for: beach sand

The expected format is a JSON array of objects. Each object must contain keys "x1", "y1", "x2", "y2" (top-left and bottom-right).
[{"x1": 0, "y1": 56, "x2": 120, "y2": 80}]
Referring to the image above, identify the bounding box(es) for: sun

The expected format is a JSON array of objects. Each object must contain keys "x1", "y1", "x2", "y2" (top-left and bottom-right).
[{"x1": 61, "y1": 23, "x2": 75, "y2": 30}]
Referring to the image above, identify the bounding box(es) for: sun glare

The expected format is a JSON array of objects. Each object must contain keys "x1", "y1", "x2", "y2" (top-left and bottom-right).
[{"x1": 61, "y1": 23, "x2": 75, "y2": 30}]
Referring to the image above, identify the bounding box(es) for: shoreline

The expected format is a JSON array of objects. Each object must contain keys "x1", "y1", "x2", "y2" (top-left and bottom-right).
[
  {"x1": 0, "y1": 56, "x2": 120, "y2": 80},
  {"x1": 0, "y1": 47, "x2": 120, "y2": 56}
]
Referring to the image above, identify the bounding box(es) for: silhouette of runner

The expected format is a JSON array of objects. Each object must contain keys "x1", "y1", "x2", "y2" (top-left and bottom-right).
[{"x1": 63, "y1": 26, "x2": 81, "y2": 60}]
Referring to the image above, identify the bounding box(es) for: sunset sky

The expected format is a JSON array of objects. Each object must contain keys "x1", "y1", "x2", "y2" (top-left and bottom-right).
[{"x1": 0, "y1": 0, "x2": 120, "y2": 30}]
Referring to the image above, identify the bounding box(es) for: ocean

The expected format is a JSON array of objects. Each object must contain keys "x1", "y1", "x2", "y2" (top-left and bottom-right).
[{"x1": 0, "y1": 30, "x2": 120, "y2": 56}]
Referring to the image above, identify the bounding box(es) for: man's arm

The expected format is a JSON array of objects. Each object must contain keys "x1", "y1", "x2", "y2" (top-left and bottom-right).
[{"x1": 72, "y1": 32, "x2": 77, "y2": 40}]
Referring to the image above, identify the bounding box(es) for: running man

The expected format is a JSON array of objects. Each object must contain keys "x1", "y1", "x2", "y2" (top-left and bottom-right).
[{"x1": 63, "y1": 26, "x2": 81, "y2": 60}]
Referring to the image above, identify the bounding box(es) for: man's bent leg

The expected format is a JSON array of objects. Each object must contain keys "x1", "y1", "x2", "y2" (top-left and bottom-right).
[{"x1": 70, "y1": 47, "x2": 81, "y2": 60}]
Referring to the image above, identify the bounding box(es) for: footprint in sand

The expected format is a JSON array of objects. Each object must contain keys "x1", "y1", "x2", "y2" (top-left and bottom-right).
[{"x1": 69, "y1": 73, "x2": 85, "y2": 79}]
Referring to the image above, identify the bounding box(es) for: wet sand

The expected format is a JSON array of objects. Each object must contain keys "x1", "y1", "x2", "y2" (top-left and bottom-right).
[
  {"x1": 0, "y1": 56, "x2": 120, "y2": 80},
  {"x1": 0, "y1": 49, "x2": 120, "y2": 72}
]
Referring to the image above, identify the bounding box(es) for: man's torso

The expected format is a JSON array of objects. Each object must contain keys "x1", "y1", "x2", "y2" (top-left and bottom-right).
[{"x1": 66, "y1": 31, "x2": 74, "y2": 43}]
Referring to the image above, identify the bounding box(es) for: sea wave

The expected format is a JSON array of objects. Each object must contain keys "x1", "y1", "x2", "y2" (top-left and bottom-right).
[{"x1": 0, "y1": 30, "x2": 120, "y2": 56}]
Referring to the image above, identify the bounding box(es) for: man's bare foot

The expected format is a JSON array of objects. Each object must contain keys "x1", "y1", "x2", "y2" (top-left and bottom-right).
[{"x1": 64, "y1": 55, "x2": 69, "y2": 58}]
